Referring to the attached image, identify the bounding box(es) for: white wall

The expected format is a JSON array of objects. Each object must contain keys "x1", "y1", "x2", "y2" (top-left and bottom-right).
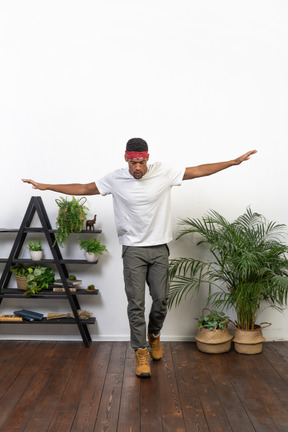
[{"x1": 0, "y1": 0, "x2": 287, "y2": 342}]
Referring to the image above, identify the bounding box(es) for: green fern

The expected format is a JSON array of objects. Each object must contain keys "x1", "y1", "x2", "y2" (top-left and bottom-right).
[{"x1": 54, "y1": 196, "x2": 89, "y2": 247}]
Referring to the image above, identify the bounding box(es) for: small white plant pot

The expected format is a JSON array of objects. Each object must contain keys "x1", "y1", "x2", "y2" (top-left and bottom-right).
[
  {"x1": 30, "y1": 250, "x2": 43, "y2": 261},
  {"x1": 85, "y1": 252, "x2": 98, "y2": 262}
]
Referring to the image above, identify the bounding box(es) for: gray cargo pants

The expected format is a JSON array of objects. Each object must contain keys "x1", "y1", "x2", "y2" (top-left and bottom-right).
[{"x1": 122, "y1": 244, "x2": 170, "y2": 350}]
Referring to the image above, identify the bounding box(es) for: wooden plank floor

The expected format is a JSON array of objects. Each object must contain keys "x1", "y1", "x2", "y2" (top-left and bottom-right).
[{"x1": 0, "y1": 341, "x2": 288, "y2": 432}]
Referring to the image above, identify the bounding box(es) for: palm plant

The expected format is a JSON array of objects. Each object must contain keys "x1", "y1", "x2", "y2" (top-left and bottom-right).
[{"x1": 168, "y1": 208, "x2": 288, "y2": 330}]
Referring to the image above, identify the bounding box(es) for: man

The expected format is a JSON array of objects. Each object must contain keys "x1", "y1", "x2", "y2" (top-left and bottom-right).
[{"x1": 23, "y1": 138, "x2": 257, "y2": 378}]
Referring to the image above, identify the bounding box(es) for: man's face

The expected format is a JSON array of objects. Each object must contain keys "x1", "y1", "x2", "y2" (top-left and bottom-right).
[{"x1": 125, "y1": 155, "x2": 149, "y2": 179}]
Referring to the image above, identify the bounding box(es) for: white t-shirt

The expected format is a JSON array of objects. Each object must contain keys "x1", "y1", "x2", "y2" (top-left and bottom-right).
[{"x1": 96, "y1": 162, "x2": 185, "y2": 246}]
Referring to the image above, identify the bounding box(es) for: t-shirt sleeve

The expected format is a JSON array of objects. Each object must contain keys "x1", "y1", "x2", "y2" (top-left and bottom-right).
[
  {"x1": 95, "y1": 172, "x2": 114, "y2": 196},
  {"x1": 164, "y1": 165, "x2": 185, "y2": 186}
]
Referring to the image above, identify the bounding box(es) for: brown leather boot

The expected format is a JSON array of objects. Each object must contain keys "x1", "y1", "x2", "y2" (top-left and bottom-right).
[
  {"x1": 135, "y1": 348, "x2": 151, "y2": 378},
  {"x1": 148, "y1": 333, "x2": 163, "y2": 360}
]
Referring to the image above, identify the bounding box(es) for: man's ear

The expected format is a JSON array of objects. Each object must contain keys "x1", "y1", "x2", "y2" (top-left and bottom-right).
[{"x1": 124, "y1": 155, "x2": 128, "y2": 162}]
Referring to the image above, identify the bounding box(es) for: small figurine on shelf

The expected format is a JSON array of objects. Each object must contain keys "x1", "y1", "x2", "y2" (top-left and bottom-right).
[{"x1": 86, "y1": 215, "x2": 97, "y2": 230}]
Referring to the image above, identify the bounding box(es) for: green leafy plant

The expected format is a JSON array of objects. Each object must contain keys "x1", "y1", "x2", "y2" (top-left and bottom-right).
[
  {"x1": 10, "y1": 263, "x2": 28, "y2": 277},
  {"x1": 79, "y1": 238, "x2": 107, "y2": 255},
  {"x1": 168, "y1": 208, "x2": 288, "y2": 330},
  {"x1": 196, "y1": 309, "x2": 230, "y2": 331},
  {"x1": 25, "y1": 266, "x2": 55, "y2": 297},
  {"x1": 55, "y1": 196, "x2": 89, "y2": 247},
  {"x1": 10, "y1": 264, "x2": 55, "y2": 296},
  {"x1": 27, "y1": 240, "x2": 42, "y2": 251}
]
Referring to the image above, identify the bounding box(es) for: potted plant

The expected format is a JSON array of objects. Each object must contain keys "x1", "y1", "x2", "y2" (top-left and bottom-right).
[
  {"x1": 195, "y1": 309, "x2": 233, "y2": 354},
  {"x1": 10, "y1": 264, "x2": 28, "y2": 291},
  {"x1": 168, "y1": 208, "x2": 288, "y2": 354},
  {"x1": 79, "y1": 238, "x2": 108, "y2": 262},
  {"x1": 25, "y1": 265, "x2": 55, "y2": 297},
  {"x1": 27, "y1": 240, "x2": 43, "y2": 261},
  {"x1": 10, "y1": 264, "x2": 55, "y2": 296},
  {"x1": 54, "y1": 196, "x2": 89, "y2": 247}
]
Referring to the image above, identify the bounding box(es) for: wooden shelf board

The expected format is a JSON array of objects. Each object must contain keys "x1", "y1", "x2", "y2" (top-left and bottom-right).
[
  {"x1": 0, "y1": 228, "x2": 102, "y2": 233},
  {"x1": 4, "y1": 258, "x2": 99, "y2": 265},
  {"x1": 0, "y1": 288, "x2": 99, "y2": 298},
  {"x1": 0, "y1": 317, "x2": 96, "y2": 324}
]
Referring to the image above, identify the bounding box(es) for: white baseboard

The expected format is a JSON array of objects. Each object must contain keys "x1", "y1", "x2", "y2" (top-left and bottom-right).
[{"x1": 0, "y1": 334, "x2": 286, "y2": 342}]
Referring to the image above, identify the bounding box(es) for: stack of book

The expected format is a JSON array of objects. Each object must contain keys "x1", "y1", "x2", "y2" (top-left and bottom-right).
[
  {"x1": 52, "y1": 278, "x2": 82, "y2": 292},
  {"x1": 14, "y1": 309, "x2": 44, "y2": 321}
]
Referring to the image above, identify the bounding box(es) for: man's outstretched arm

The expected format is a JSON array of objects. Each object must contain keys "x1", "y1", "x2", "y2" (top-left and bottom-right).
[
  {"x1": 183, "y1": 149, "x2": 257, "y2": 180},
  {"x1": 22, "y1": 179, "x2": 100, "y2": 195}
]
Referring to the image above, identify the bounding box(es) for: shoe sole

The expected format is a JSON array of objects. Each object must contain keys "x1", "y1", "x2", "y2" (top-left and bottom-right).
[
  {"x1": 151, "y1": 356, "x2": 162, "y2": 361},
  {"x1": 136, "y1": 373, "x2": 151, "y2": 378}
]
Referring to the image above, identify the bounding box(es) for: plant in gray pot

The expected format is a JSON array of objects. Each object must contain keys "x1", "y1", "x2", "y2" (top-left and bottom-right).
[{"x1": 168, "y1": 208, "x2": 288, "y2": 354}]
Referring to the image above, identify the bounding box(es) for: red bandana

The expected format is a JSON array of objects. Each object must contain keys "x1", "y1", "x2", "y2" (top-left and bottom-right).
[{"x1": 125, "y1": 151, "x2": 149, "y2": 160}]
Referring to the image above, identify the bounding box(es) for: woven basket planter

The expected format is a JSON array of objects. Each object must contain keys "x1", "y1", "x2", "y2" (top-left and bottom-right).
[
  {"x1": 195, "y1": 327, "x2": 233, "y2": 354},
  {"x1": 233, "y1": 324, "x2": 270, "y2": 354},
  {"x1": 15, "y1": 275, "x2": 28, "y2": 291}
]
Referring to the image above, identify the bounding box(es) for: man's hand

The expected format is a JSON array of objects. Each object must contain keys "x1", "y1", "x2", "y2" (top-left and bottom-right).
[
  {"x1": 22, "y1": 179, "x2": 100, "y2": 195},
  {"x1": 183, "y1": 149, "x2": 258, "y2": 180},
  {"x1": 22, "y1": 179, "x2": 46, "y2": 190},
  {"x1": 234, "y1": 150, "x2": 257, "y2": 165}
]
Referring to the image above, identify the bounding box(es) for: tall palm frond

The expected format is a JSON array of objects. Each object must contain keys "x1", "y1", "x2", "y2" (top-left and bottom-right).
[{"x1": 169, "y1": 208, "x2": 288, "y2": 329}]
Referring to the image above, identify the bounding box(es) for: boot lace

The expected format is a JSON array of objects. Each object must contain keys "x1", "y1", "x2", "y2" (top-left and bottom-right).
[{"x1": 137, "y1": 351, "x2": 149, "y2": 365}]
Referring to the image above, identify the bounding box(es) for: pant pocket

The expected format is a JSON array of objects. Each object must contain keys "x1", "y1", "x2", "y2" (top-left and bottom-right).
[
  {"x1": 165, "y1": 244, "x2": 170, "y2": 256},
  {"x1": 122, "y1": 245, "x2": 129, "y2": 258}
]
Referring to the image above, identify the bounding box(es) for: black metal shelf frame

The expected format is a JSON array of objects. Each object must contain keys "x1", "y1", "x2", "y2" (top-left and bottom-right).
[{"x1": 0, "y1": 196, "x2": 101, "y2": 347}]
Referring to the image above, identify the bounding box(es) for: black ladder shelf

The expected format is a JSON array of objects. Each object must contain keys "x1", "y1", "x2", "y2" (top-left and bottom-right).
[{"x1": 0, "y1": 196, "x2": 101, "y2": 347}]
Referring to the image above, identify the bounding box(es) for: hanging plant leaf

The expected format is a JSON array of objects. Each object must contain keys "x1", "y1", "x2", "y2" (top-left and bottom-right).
[{"x1": 54, "y1": 196, "x2": 89, "y2": 247}]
